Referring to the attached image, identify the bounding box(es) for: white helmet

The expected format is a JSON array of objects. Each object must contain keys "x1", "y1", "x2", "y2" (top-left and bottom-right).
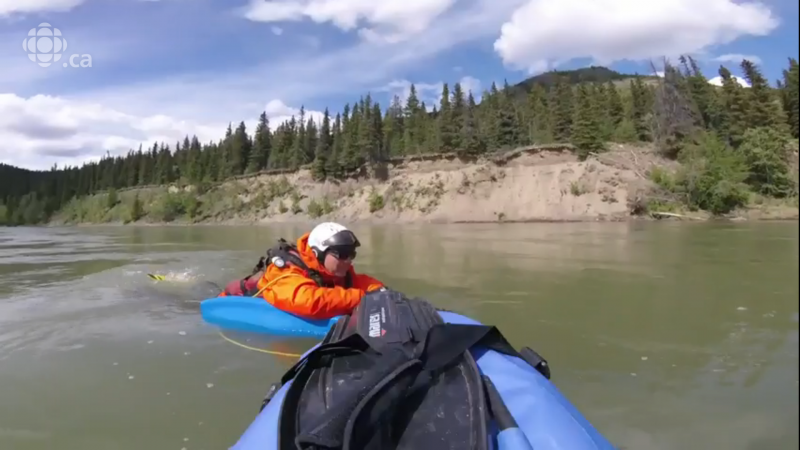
[{"x1": 308, "y1": 222, "x2": 360, "y2": 259}]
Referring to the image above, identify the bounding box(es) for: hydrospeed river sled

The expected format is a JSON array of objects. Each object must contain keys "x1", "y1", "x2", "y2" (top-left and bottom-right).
[{"x1": 200, "y1": 294, "x2": 615, "y2": 450}]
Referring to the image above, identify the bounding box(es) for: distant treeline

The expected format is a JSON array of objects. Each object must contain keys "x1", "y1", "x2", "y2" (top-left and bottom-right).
[{"x1": 1, "y1": 56, "x2": 798, "y2": 224}]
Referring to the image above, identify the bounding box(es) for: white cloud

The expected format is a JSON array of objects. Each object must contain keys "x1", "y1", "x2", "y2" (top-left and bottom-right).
[
  {"x1": 0, "y1": 93, "x2": 224, "y2": 170},
  {"x1": 378, "y1": 75, "x2": 482, "y2": 110},
  {"x1": 379, "y1": 80, "x2": 442, "y2": 109},
  {"x1": 458, "y1": 76, "x2": 482, "y2": 98},
  {"x1": 271, "y1": 26, "x2": 283, "y2": 35},
  {"x1": 0, "y1": 0, "x2": 83, "y2": 16},
  {"x1": 68, "y1": 0, "x2": 517, "y2": 119},
  {"x1": 0, "y1": 94, "x2": 324, "y2": 170},
  {"x1": 2, "y1": 0, "x2": 518, "y2": 170},
  {"x1": 242, "y1": 0, "x2": 457, "y2": 43},
  {"x1": 713, "y1": 53, "x2": 762, "y2": 65},
  {"x1": 707, "y1": 75, "x2": 751, "y2": 88},
  {"x1": 264, "y1": 99, "x2": 324, "y2": 126},
  {"x1": 652, "y1": 68, "x2": 751, "y2": 88},
  {"x1": 494, "y1": 0, "x2": 779, "y2": 74}
]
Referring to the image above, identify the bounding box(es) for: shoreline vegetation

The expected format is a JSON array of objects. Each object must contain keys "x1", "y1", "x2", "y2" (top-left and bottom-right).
[{"x1": 1, "y1": 57, "x2": 798, "y2": 227}]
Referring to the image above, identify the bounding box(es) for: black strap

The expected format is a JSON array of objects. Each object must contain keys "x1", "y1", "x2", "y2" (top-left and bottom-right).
[
  {"x1": 239, "y1": 278, "x2": 250, "y2": 296},
  {"x1": 296, "y1": 349, "x2": 417, "y2": 449},
  {"x1": 283, "y1": 323, "x2": 522, "y2": 450},
  {"x1": 419, "y1": 324, "x2": 518, "y2": 372},
  {"x1": 343, "y1": 271, "x2": 353, "y2": 289},
  {"x1": 251, "y1": 256, "x2": 266, "y2": 274},
  {"x1": 280, "y1": 324, "x2": 518, "y2": 397},
  {"x1": 265, "y1": 239, "x2": 353, "y2": 289},
  {"x1": 277, "y1": 335, "x2": 373, "y2": 450},
  {"x1": 279, "y1": 333, "x2": 371, "y2": 385},
  {"x1": 482, "y1": 375, "x2": 518, "y2": 431}
]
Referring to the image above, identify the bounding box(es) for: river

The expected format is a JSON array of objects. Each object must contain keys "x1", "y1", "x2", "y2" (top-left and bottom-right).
[{"x1": 0, "y1": 222, "x2": 797, "y2": 450}]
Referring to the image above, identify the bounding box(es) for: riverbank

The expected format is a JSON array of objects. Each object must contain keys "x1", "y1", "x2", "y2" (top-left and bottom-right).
[{"x1": 44, "y1": 143, "x2": 798, "y2": 226}]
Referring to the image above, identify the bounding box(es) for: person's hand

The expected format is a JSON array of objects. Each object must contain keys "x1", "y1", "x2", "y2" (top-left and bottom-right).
[{"x1": 366, "y1": 284, "x2": 384, "y2": 293}]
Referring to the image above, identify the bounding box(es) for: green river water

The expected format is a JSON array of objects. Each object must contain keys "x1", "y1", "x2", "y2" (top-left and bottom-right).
[{"x1": 0, "y1": 222, "x2": 797, "y2": 450}]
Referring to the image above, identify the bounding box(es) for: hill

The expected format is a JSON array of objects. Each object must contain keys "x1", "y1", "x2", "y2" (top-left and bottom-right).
[
  {"x1": 1, "y1": 56, "x2": 798, "y2": 226},
  {"x1": 513, "y1": 66, "x2": 648, "y2": 92}
]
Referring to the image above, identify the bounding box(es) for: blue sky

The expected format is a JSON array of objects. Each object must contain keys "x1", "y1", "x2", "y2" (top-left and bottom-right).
[{"x1": 0, "y1": 0, "x2": 797, "y2": 170}]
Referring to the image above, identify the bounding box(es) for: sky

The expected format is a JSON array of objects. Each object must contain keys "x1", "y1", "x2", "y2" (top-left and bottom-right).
[{"x1": 1, "y1": 0, "x2": 797, "y2": 171}]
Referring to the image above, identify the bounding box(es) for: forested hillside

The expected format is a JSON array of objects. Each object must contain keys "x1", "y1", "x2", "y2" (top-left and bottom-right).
[{"x1": 1, "y1": 56, "x2": 798, "y2": 225}]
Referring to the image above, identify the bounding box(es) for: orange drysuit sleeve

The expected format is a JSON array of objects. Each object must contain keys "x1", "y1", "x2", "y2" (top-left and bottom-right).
[
  {"x1": 351, "y1": 272, "x2": 384, "y2": 293},
  {"x1": 257, "y1": 268, "x2": 384, "y2": 320}
]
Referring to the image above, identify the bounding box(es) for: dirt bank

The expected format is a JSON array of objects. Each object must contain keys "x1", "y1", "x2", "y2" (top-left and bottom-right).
[
  {"x1": 256, "y1": 144, "x2": 652, "y2": 224},
  {"x1": 47, "y1": 143, "x2": 798, "y2": 226}
]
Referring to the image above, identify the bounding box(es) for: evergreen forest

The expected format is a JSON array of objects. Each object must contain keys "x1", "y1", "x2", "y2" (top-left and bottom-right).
[{"x1": 1, "y1": 56, "x2": 798, "y2": 225}]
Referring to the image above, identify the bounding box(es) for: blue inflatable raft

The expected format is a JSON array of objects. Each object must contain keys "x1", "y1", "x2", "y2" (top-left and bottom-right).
[{"x1": 200, "y1": 296, "x2": 615, "y2": 450}]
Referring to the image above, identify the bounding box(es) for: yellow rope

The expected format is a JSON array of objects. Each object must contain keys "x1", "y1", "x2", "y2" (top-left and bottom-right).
[
  {"x1": 217, "y1": 272, "x2": 303, "y2": 358},
  {"x1": 217, "y1": 330, "x2": 302, "y2": 358},
  {"x1": 148, "y1": 272, "x2": 303, "y2": 358},
  {"x1": 219, "y1": 272, "x2": 302, "y2": 358},
  {"x1": 250, "y1": 273, "x2": 291, "y2": 298}
]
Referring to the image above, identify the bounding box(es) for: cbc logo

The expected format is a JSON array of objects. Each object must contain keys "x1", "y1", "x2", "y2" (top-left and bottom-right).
[
  {"x1": 23, "y1": 23, "x2": 67, "y2": 67},
  {"x1": 22, "y1": 22, "x2": 92, "y2": 68}
]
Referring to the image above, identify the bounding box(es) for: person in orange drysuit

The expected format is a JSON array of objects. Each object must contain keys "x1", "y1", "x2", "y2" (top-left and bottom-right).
[{"x1": 218, "y1": 222, "x2": 384, "y2": 320}]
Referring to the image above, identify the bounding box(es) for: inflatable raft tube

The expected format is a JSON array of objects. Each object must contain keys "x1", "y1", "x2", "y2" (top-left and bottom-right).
[{"x1": 203, "y1": 298, "x2": 615, "y2": 450}]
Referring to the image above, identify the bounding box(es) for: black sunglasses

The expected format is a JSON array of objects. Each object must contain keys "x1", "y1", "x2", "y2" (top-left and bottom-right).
[{"x1": 329, "y1": 246, "x2": 357, "y2": 260}]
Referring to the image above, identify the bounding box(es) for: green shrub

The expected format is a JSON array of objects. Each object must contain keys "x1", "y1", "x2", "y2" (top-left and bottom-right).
[
  {"x1": 307, "y1": 199, "x2": 323, "y2": 218},
  {"x1": 676, "y1": 131, "x2": 750, "y2": 214},
  {"x1": 737, "y1": 127, "x2": 795, "y2": 197},
  {"x1": 147, "y1": 192, "x2": 186, "y2": 222},
  {"x1": 368, "y1": 189, "x2": 384, "y2": 213}
]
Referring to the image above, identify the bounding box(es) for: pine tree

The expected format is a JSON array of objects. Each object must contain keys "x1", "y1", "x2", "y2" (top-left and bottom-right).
[
  {"x1": 312, "y1": 109, "x2": 331, "y2": 181},
  {"x1": 651, "y1": 61, "x2": 702, "y2": 158},
  {"x1": 369, "y1": 102, "x2": 384, "y2": 165},
  {"x1": 526, "y1": 84, "x2": 551, "y2": 144},
  {"x1": 188, "y1": 136, "x2": 203, "y2": 182},
  {"x1": 481, "y1": 83, "x2": 501, "y2": 149},
  {"x1": 629, "y1": 78, "x2": 651, "y2": 141},
  {"x1": 604, "y1": 81, "x2": 624, "y2": 139},
  {"x1": 327, "y1": 113, "x2": 344, "y2": 179},
  {"x1": 572, "y1": 84, "x2": 605, "y2": 158},
  {"x1": 450, "y1": 82, "x2": 466, "y2": 151},
  {"x1": 740, "y1": 59, "x2": 780, "y2": 129},
  {"x1": 681, "y1": 56, "x2": 717, "y2": 130},
  {"x1": 494, "y1": 81, "x2": 520, "y2": 150},
  {"x1": 137, "y1": 144, "x2": 152, "y2": 185},
  {"x1": 718, "y1": 66, "x2": 750, "y2": 147},
  {"x1": 204, "y1": 141, "x2": 220, "y2": 181},
  {"x1": 550, "y1": 77, "x2": 573, "y2": 142},
  {"x1": 458, "y1": 91, "x2": 486, "y2": 158},
  {"x1": 305, "y1": 117, "x2": 319, "y2": 165},
  {"x1": 247, "y1": 112, "x2": 271, "y2": 173},
  {"x1": 403, "y1": 85, "x2": 424, "y2": 154},
  {"x1": 438, "y1": 83, "x2": 457, "y2": 153},
  {"x1": 779, "y1": 58, "x2": 799, "y2": 138},
  {"x1": 218, "y1": 124, "x2": 234, "y2": 179},
  {"x1": 383, "y1": 95, "x2": 405, "y2": 156},
  {"x1": 424, "y1": 103, "x2": 440, "y2": 150}
]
